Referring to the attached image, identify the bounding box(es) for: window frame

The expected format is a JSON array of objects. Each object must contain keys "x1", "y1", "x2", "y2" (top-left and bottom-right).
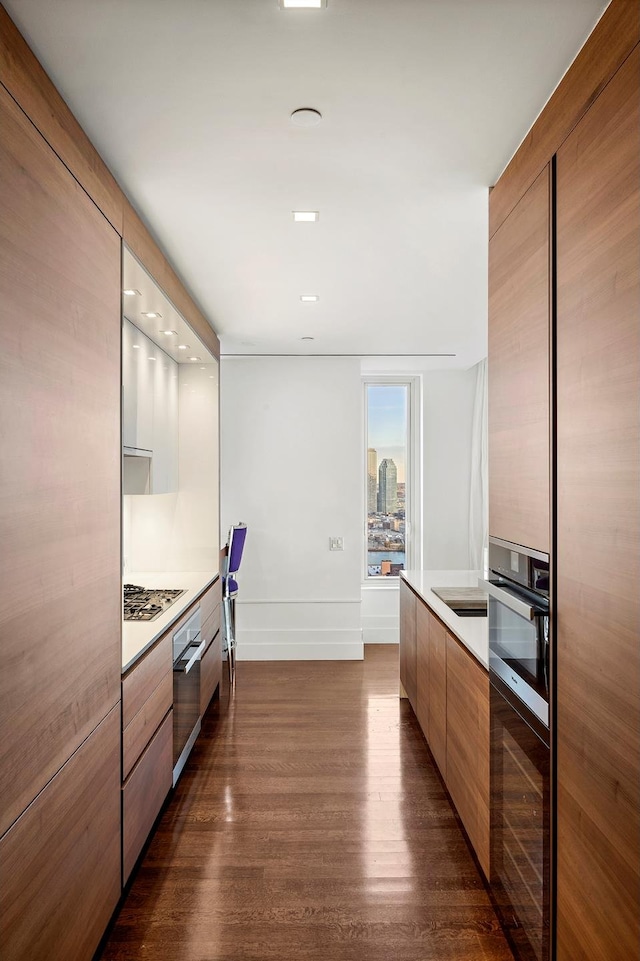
[{"x1": 362, "y1": 376, "x2": 421, "y2": 582}]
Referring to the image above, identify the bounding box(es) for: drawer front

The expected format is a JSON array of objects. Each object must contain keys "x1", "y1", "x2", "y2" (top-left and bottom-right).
[
  {"x1": 200, "y1": 632, "x2": 222, "y2": 716},
  {"x1": 122, "y1": 710, "x2": 172, "y2": 883},
  {"x1": 122, "y1": 671, "x2": 172, "y2": 780},
  {"x1": 199, "y1": 579, "x2": 221, "y2": 626},
  {"x1": 202, "y1": 601, "x2": 221, "y2": 649},
  {"x1": 122, "y1": 634, "x2": 172, "y2": 729}
]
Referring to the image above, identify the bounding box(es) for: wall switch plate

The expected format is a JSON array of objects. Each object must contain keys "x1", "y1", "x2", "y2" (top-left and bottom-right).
[{"x1": 330, "y1": 537, "x2": 344, "y2": 551}]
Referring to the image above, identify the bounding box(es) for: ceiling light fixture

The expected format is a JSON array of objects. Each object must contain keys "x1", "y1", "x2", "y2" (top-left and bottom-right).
[
  {"x1": 177, "y1": 344, "x2": 190, "y2": 350},
  {"x1": 189, "y1": 357, "x2": 201, "y2": 362},
  {"x1": 161, "y1": 329, "x2": 178, "y2": 336},
  {"x1": 301, "y1": 336, "x2": 315, "y2": 341},
  {"x1": 141, "y1": 311, "x2": 162, "y2": 319},
  {"x1": 291, "y1": 108, "x2": 323, "y2": 127},
  {"x1": 280, "y1": 0, "x2": 326, "y2": 7},
  {"x1": 293, "y1": 210, "x2": 319, "y2": 222},
  {"x1": 132, "y1": 344, "x2": 141, "y2": 349},
  {"x1": 123, "y1": 288, "x2": 141, "y2": 297},
  {"x1": 300, "y1": 295, "x2": 319, "y2": 302}
]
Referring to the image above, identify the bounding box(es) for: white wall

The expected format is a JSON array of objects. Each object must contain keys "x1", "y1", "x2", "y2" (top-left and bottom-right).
[
  {"x1": 220, "y1": 356, "x2": 363, "y2": 660},
  {"x1": 361, "y1": 363, "x2": 480, "y2": 645}
]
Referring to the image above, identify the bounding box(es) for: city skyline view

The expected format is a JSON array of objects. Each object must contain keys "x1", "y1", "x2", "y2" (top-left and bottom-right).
[{"x1": 366, "y1": 385, "x2": 408, "y2": 577}]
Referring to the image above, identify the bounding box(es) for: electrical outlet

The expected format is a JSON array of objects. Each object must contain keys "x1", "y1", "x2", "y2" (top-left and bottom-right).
[{"x1": 329, "y1": 537, "x2": 344, "y2": 551}]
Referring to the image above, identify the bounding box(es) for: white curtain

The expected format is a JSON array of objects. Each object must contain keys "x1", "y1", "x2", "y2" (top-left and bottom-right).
[{"x1": 469, "y1": 358, "x2": 488, "y2": 571}]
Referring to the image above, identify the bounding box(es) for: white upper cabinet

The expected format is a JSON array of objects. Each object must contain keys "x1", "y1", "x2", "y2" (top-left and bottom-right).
[{"x1": 123, "y1": 319, "x2": 178, "y2": 493}]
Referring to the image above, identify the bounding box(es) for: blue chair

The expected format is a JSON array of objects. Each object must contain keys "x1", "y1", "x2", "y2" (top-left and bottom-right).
[{"x1": 222, "y1": 523, "x2": 247, "y2": 687}]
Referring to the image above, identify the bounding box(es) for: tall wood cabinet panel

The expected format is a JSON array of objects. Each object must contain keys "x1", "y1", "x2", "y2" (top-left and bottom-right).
[
  {"x1": 0, "y1": 85, "x2": 121, "y2": 837},
  {"x1": 399, "y1": 580, "x2": 417, "y2": 708},
  {"x1": 0, "y1": 706, "x2": 121, "y2": 961},
  {"x1": 415, "y1": 601, "x2": 430, "y2": 738},
  {"x1": 446, "y1": 632, "x2": 490, "y2": 878},
  {"x1": 488, "y1": 164, "x2": 550, "y2": 553},
  {"x1": 556, "y1": 47, "x2": 640, "y2": 961},
  {"x1": 427, "y1": 615, "x2": 447, "y2": 779}
]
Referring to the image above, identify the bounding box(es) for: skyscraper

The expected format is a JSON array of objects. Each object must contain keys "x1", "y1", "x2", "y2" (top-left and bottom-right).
[
  {"x1": 377, "y1": 458, "x2": 398, "y2": 514},
  {"x1": 367, "y1": 448, "x2": 377, "y2": 513}
]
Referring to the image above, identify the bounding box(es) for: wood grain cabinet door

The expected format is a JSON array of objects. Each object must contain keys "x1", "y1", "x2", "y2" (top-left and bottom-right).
[
  {"x1": 488, "y1": 164, "x2": 551, "y2": 553},
  {"x1": 427, "y1": 615, "x2": 447, "y2": 779},
  {"x1": 0, "y1": 706, "x2": 121, "y2": 961},
  {"x1": 415, "y1": 600, "x2": 430, "y2": 740},
  {"x1": 0, "y1": 85, "x2": 121, "y2": 837},
  {"x1": 445, "y1": 633, "x2": 490, "y2": 879},
  {"x1": 399, "y1": 581, "x2": 417, "y2": 708},
  {"x1": 556, "y1": 47, "x2": 640, "y2": 961}
]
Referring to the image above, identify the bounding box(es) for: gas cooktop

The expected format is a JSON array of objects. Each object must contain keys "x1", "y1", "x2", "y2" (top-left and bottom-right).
[{"x1": 123, "y1": 584, "x2": 186, "y2": 622}]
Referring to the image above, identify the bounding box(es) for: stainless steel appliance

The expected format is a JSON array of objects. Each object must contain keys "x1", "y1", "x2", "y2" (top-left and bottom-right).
[
  {"x1": 482, "y1": 536, "x2": 550, "y2": 961},
  {"x1": 172, "y1": 608, "x2": 204, "y2": 786},
  {"x1": 124, "y1": 584, "x2": 185, "y2": 621}
]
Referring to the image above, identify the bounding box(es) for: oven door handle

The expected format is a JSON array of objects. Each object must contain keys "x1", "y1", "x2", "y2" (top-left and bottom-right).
[
  {"x1": 175, "y1": 637, "x2": 204, "y2": 674},
  {"x1": 478, "y1": 578, "x2": 547, "y2": 621}
]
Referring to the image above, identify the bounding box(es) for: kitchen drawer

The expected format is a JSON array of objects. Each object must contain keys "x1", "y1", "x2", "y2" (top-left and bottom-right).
[
  {"x1": 199, "y1": 579, "x2": 221, "y2": 627},
  {"x1": 122, "y1": 634, "x2": 172, "y2": 729},
  {"x1": 200, "y1": 631, "x2": 222, "y2": 716},
  {"x1": 202, "y1": 600, "x2": 221, "y2": 649},
  {"x1": 122, "y1": 671, "x2": 172, "y2": 780},
  {"x1": 122, "y1": 709, "x2": 172, "y2": 883}
]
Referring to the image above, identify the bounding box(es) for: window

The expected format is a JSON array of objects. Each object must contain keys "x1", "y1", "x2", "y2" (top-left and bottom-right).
[{"x1": 364, "y1": 381, "x2": 413, "y2": 578}]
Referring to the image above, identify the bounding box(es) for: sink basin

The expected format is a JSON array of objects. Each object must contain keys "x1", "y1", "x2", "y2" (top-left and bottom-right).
[
  {"x1": 443, "y1": 603, "x2": 487, "y2": 618},
  {"x1": 431, "y1": 586, "x2": 488, "y2": 618}
]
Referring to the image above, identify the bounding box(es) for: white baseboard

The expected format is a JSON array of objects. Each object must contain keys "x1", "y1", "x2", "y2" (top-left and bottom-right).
[
  {"x1": 363, "y1": 628, "x2": 399, "y2": 644},
  {"x1": 236, "y1": 628, "x2": 363, "y2": 661}
]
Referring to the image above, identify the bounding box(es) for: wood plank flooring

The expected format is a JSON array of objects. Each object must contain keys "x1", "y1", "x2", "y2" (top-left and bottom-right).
[{"x1": 100, "y1": 645, "x2": 511, "y2": 961}]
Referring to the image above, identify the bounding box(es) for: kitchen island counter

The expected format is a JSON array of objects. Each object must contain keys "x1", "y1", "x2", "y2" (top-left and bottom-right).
[
  {"x1": 401, "y1": 569, "x2": 488, "y2": 668},
  {"x1": 122, "y1": 570, "x2": 219, "y2": 673}
]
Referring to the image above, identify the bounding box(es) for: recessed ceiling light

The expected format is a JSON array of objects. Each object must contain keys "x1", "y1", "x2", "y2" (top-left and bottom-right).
[
  {"x1": 141, "y1": 311, "x2": 162, "y2": 319},
  {"x1": 132, "y1": 344, "x2": 141, "y2": 349},
  {"x1": 177, "y1": 344, "x2": 190, "y2": 350},
  {"x1": 291, "y1": 108, "x2": 323, "y2": 127},
  {"x1": 161, "y1": 330, "x2": 178, "y2": 336},
  {"x1": 189, "y1": 357, "x2": 201, "y2": 362},
  {"x1": 200, "y1": 366, "x2": 206, "y2": 370},
  {"x1": 301, "y1": 336, "x2": 315, "y2": 341},
  {"x1": 293, "y1": 211, "x2": 319, "y2": 222},
  {"x1": 280, "y1": 0, "x2": 326, "y2": 7},
  {"x1": 148, "y1": 356, "x2": 156, "y2": 361},
  {"x1": 300, "y1": 295, "x2": 319, "y2": 302},
  {"x1": 123, "y1": 288, "x2": 141, "y2": 297}
]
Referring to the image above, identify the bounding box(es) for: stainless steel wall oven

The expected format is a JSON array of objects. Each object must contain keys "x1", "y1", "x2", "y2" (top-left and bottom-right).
[{"x1": 482, "y1": 536, "x2": 551, "y2": 961}]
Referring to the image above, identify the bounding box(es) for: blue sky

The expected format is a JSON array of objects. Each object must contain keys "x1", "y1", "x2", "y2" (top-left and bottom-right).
[{"x1": 367, "y1": 385, "x2": 407, "y2": 482}]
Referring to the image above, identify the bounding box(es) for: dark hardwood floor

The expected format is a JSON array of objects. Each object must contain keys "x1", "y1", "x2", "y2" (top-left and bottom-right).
[{"x1": 100, "y1": 645, "x2": 511, "y2": 961}]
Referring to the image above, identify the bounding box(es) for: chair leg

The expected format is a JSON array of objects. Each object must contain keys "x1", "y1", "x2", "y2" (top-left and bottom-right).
[{"x1": 223, "y1": 594, "x2": 236, "y2": 688}]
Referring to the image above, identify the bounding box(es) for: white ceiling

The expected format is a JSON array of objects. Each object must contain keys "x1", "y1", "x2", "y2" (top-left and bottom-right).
[{"x1": 5, "y1": 0, "x2": 608, "y2": 366}]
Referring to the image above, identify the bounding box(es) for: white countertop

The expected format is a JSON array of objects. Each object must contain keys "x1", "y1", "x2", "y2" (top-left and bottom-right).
[
  {"x1": 401, "y1": 569, "x2": 488, "y2": 669},
  {"x1": 122, "y1": 570, "x2": 219, "y2": 674}
]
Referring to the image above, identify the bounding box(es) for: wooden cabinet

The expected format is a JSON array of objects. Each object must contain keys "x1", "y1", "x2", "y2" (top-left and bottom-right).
[
  {"x1": 201, "y1": 632, "x2": 223, "y2": 716},
  {"x1": 415, "y1": 601, "x2": 430, "y2": 738},
  {"x1": 121, "y1": 633, "x2": 173, "y2": 879},
  {"x1": 400, "y1": 582, "x2": 490, "y2": 877},
  {"x1": 200, "y1": 580, "x2": 222, "y2": 715},
  {"x1": 488, "y1": 163, "x2": 551, "y2": 553},
  {"x1": 556, "y1": 47, "x2": 640, "y2": 961},
  {"x1": 0, "y1": 707, "x2": 121, "y2": 961},
  {"x1": 399, "y1": 580, "x2": 417, "y2": 707},
  {"x1": 123, "y1": 710, "x2": 173, "y2": 883},
  {"x1": 427, "y1": 615, "x2": 448, "y2": 780},
  {"x1": 446, "y1": 633, "x2": 490, "y2": 877}
]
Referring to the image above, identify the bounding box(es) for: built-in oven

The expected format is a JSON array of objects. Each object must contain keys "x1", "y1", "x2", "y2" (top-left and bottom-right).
[
  {"x1": 172, "y1": 608, "x2": 204, "y2": 786},
  {"x1": 480, "y1": 536, "x2": 550, "y2": 961}
]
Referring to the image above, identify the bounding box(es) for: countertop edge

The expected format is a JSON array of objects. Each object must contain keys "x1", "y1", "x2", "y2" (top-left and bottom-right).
[
  {"x1": 122, "y1": 571, "x2": 220, "y2": 675},
  {"x1": 400, "y1": 569, "x2": 489, "y2": 670}
]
